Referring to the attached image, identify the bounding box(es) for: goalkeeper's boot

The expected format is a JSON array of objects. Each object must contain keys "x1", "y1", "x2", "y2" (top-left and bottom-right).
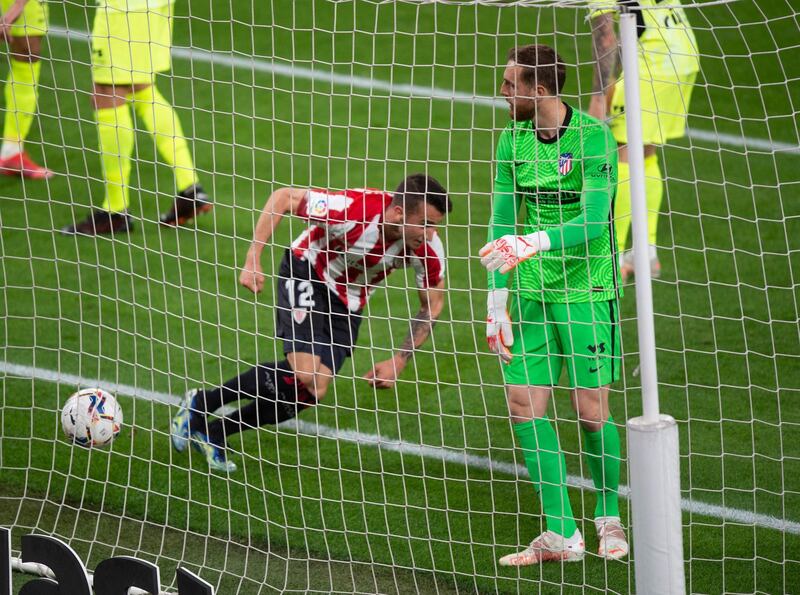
[
  {"x1": 498, "y1": 529, "x2": 585, "y2": 566},
  {"x1": 170, "y1": 389, "x2": 199, "y2": 453},
  {"x1": 61, "y1": 210, "x2": 133, "y2": 236},
  {"x1": 190, "y1": 431, "x2": 237, "y2": 473},
  {"x1": 0, "y1": 151, "x2": 54, "y2": 179},
  {"x1": 595, "y1": 516, "x2": 629, "y2": 560},
  {"x1": 160, "y1": 184, "x2": 213, "y2": 227}
]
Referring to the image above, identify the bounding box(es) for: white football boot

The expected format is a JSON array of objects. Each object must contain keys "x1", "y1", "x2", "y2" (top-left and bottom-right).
[{"x1": 498, "y1": 529, "x2": 585, "y2": 566}]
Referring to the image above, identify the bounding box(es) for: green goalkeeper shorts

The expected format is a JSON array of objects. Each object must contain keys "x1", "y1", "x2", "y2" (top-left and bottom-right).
[{"x1": 502, "y1": 296, "x2": 622, "y2": 388}]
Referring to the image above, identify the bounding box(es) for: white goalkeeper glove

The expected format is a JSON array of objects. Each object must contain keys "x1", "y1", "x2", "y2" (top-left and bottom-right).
[
  {"x1": 479, "y1": 231, "x2": 551, "y2": 274},
  {"x1": 486, "y1": 288, "x2": 514, "y2": 364}
]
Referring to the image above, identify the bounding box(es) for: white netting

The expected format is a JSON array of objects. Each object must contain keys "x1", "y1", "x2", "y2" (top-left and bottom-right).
[{"x1": 1, "y1": 0, "x2": 797, "y2": 593}]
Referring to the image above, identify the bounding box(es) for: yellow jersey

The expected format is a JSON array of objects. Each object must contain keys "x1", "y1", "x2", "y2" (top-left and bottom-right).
[
  {"x1": 589, "y1": 0, "x2": 700, "y2": 77},
  {"x1": 95, "y1": 0, "x2": 171, "y2": 11}
]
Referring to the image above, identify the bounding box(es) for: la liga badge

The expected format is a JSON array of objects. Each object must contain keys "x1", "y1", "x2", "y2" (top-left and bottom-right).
[{"x1": 558, "y1": 152, "x2": 573, "y2": 175}]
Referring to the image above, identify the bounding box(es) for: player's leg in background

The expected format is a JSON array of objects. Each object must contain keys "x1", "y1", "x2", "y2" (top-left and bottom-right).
[
  {"x1": 0, "y1": 0, "x2": 52, "y2": 179},
  {"x1": 127, "y1": 3, "x2": 212, "y2": 226},
  {"x1": 93, "y1": 82, "x2": 136, "y2": 215},
  {"x1": 60, "y1": 81, "x2": 137, "y2": 235},
  {"x1": 615, "y1": 143, "x2": 660, "y2": 280},
  {"x1": 130, "y1": 82, "x2": 212, "y2": 226}
]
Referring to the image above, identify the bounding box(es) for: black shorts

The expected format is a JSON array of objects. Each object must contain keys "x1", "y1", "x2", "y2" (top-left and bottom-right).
[{"x1": 276, "y1": 250, "x2": 362, "y2": 374}]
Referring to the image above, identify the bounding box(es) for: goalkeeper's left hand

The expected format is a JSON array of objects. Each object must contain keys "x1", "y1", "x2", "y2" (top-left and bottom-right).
[{"x1": 479, "y1": 231, "x2": 551, "y2": 274}]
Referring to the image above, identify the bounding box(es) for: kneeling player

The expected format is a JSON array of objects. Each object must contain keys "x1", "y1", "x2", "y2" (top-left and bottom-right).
[{"x1": 170, "y1": 174, "x2": 451, "y2": 472}]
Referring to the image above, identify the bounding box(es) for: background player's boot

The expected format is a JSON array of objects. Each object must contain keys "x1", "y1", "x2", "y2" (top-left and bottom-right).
[
  {"x1": 171, "y1": 389, "x2": 199, "y2": 453},
  {"x1": 190, "y1": 430, "x2": 237, "y2": 473},
  {"x1": 595, "y1": 516, "x2": 629, "y2": 560},
  {"x1": 61, "y1": 210, "x2": 133, "y2": 236},
  {"x1": 160, "y1": 184, "x2": 213, "y2": 226},
  {"x1": 498, "y1": 530, "x2": 585, "y2": 566},
  {"x1": 620, "y1": 249, "x2": 661, "y2": 282},
  {"x1": 0, "y1": 151, "x2": 53, "y2": 179}
]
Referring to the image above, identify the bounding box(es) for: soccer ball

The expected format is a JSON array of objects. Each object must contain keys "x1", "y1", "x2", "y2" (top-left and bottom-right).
[{"x1": 61, "y1": 388, "x2": 123, "y2": 447}]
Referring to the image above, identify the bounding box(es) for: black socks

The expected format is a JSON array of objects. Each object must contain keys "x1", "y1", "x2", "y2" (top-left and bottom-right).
[{"x1": 190, "y1": 360, "x2": 316, "y2": 445}]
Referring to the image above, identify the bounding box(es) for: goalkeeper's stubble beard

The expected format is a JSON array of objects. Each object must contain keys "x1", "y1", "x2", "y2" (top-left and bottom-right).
[{"x1": 508, "y1": 96, "x2": 536, "y2": 122}]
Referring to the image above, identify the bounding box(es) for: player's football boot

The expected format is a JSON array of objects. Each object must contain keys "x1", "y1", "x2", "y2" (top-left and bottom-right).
[
  {"x1": 190, "y1": 431, "x2": 237, "y2": 473},
  {"x1": 498, "y1": 530, "x2": 585, "y2": 566},
  {"x1": 619, "y1": 250, "x2": 661, "y2": 282},
  {"x1": 170, "y1": 389, "x2": 199, "y2": 453},
  {"x1": 159, "y1": 184, "x2": 213, "y2": 227},
  {"x1": 61, "y1": 210, "x2": 133, "y2": 236},
  {"x1": 595, "y1": 516, "x2": 629, "y2": 560},
  {"x1": 0, "y1": 151, "x2": 54, "y2": 179}
]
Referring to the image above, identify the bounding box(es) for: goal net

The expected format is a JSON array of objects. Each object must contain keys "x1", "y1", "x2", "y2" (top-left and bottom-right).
[{"x1": 1, "y1": 0, "x2": 797, "y2": 592}]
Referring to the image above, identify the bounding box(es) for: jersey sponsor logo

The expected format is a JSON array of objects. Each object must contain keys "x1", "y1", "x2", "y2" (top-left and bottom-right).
[
  {"x1": 518, "y1": 186, "x2": 581, "y2": 205},
  {"x1": 589, "y1": 162, "x2": 615, "y2": 179},
  {"x1": 558, "y1": 152, "x2": 573, "y2": 175}
]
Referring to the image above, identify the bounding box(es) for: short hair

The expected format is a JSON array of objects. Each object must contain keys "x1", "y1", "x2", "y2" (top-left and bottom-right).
[
  {"x1": 392, "y1": 174, "x2": 451, "y2": 215},
  {"x1": 507, "y1": 44, "x2": 566, "y2": 95}
]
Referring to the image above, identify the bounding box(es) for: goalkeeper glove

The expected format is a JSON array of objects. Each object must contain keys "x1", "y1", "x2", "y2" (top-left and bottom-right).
[
  {"x1": 479, "y1": 231, "x2": 551, "y2": 274},
  {"x1": 486, "y1": 288, "x2": 514, "y2": 364}
]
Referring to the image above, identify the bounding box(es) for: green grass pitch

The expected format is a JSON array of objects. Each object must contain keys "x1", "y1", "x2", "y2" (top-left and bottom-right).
[{"x1": 1, "y1": 1, "x2": 798, "y2": 593}]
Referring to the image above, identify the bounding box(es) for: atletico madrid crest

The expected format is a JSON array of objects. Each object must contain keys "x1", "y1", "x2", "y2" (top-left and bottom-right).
[{"x1": 558, "y1": 152, "x2": 573, "y2": 175}]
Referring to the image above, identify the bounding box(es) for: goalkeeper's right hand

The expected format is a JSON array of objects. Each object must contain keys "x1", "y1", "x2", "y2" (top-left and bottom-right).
[{"x1": 487, "y1": 288, "x2": 514, "y2": 364}]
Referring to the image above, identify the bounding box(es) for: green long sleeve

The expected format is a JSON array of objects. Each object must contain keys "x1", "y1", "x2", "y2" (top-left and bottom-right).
[{"x1": 486, "y1": 180, "x2": 521, "y2": 290}]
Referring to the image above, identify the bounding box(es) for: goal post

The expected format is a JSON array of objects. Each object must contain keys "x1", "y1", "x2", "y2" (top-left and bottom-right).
[
  {"x1": 0, "y1": 1, "x2": 797, "y2": 593},
  {"x1": 619, "y1": 9, "x2": 685, "y2": 594}
]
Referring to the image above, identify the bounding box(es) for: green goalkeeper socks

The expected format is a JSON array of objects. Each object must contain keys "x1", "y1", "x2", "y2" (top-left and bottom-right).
[
  {"x1": 513, "y1": 418, "x2": 577, "y2": 538},
  {"x1": 582, "y1": 416, "x2": 622, "y2": 518}
]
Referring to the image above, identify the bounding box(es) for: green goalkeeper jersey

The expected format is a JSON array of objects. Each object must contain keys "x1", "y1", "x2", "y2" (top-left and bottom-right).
[{"x1": 488, "y1": 104, "x2": 620, "y2": 303}]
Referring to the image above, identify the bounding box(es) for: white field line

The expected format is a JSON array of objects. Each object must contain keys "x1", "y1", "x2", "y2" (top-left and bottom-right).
[
  {"x1": 47, "y1": 26, "x2": 800, "y2": 156},
  {"x1": 2, "y1": 361, "x2": 799, "y2": 536}
]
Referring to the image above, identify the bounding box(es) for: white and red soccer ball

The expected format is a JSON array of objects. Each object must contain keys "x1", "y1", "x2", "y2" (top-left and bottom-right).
[{"x1": 61, "y1": 388, "x2": 123, "y2": 447}]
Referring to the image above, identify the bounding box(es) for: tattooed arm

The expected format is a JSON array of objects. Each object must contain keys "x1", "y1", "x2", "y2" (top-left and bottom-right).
[
  {"x1": 363, "y1": 280, "x2": 445, "y2": 389},
  {"x1": 589, "y1": 11, "x2": 619, "y2": 120}
]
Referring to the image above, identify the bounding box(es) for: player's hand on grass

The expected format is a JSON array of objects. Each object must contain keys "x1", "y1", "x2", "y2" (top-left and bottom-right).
[
  {"x1": 363, "y1": 356, "x2": 406, "y2": 389},
  {"x1": 486, "y1": 288, "x2": 514, "y2": 364},
  {"x1": 479, "y1": 232, "x2": 549, "y2": 274},
  {"x1": 239, "y1": 252, "x2": 266, "y2": 294}
]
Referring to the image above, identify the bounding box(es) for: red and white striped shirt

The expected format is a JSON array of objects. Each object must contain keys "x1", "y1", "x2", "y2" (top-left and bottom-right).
[{"x1": 291, "y1": 188, "x2": 446, "y2": 312}]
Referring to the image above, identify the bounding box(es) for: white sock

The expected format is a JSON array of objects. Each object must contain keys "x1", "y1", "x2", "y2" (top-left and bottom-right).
[{"x1": 0, "y1": 141, "x2": 22, "y2": 159}]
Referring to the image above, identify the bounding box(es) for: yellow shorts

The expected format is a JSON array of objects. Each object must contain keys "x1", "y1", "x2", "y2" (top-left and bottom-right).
[
  {"x1": 91, "y1": 3, "x2": 174, "y2": 85},
  {"x1": 1, "y1": 0, "x2": 47, "y2": 37},
  {"x1": 608, "y1": 71, "x2": 697, "y2": 146}
]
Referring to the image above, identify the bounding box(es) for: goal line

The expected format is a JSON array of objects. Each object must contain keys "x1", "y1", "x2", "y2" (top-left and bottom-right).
[{"x1": 2, "y1": 359, "x2": 797, "y2": 537}]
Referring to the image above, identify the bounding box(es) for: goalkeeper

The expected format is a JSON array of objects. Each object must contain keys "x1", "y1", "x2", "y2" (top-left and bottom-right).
[
  {"x1": 62, "y1": 0, "x2": 210, "y2": 235},
  {"x1": 588, "y1": 0, "x2": 700, "y2": 279},
  {"x1": 479, "y1": 44, "x2": 626, "y2": 565}
]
